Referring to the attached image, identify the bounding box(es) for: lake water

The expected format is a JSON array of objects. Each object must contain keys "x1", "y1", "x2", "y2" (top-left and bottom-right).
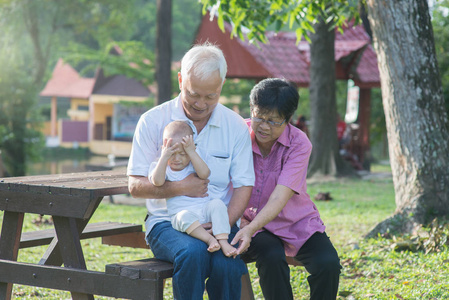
[{"x1": 27, "y1": 155, "x2": 116, "y2": 176}]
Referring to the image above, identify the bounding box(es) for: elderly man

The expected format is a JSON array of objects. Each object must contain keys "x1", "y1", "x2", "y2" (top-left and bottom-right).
[{"x1": 127, "y1": 43, "x2": 255, "y2": 299}]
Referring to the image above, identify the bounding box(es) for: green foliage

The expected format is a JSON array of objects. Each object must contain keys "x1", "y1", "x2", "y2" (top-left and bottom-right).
[
  {"x1": 0, "y1": 0, "x2": 144, "y2": 85},
  {"x1": 200, "y1": 0, "x2": 361, "y2": 43},
  {"x1": 171, "y1": 0, "x2": 203, "y2": 60},
  {"x1": 64, "y1": 41, "x2": 155, "y2": 86},
  {"x1": 0, "y1": 94, "x2": 44, "y2": 176},
  {"x1": 220, "y1": 79, "x2": 255, "y2": 117},
  {"x1": 0, "y1": 56, "x2": 44, "y2": 176},
  {"x1": 127, "y1": 0, "x2": 202, "y2": 61},
  {"x1": 432, "y1": 0, "x2": 449, "y2": 117}
]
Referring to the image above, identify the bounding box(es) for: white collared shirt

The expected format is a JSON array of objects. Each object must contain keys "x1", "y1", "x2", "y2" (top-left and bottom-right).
[{"x1": 127, "y1": 96, "x2": 255, "y2": 234}]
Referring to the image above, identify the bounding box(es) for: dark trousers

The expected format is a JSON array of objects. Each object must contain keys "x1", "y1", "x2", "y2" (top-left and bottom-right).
[{"x1": 241, "y1": 231, "x2": 341, "y2": 300}]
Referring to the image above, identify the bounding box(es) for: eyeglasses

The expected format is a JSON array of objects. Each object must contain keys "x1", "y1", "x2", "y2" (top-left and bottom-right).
[{"x1": 251, "y1": 116, "x2": 286, "y2": 127}]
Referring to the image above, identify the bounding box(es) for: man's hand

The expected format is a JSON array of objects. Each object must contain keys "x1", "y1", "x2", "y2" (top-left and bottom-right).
[
  {"x1": 231, "y1": 225, "x2": 254, "y2": 255},
  {"x1": 180, "y1": 173, "x2": 209, "y2": 198}
]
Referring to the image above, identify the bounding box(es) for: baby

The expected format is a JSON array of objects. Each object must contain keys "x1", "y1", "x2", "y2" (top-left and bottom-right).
[{"x1": 150, "y1": 120, "x2": 237, "y2": 257}]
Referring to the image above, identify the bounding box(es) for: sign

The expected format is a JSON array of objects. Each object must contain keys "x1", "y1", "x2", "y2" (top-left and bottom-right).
[{"x1": 112, "y1": 103, "x2": 148, "y2": 141}]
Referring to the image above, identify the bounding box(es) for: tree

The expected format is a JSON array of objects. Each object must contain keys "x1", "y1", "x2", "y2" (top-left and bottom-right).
[
  {"x1": 364, "y1": 0, "x2": 449, "y2": 236},
  {"x1": 0, "y1": 59, "x2": 44, "y2": 176},
  {"x1": 307, "y1": 17, "x2": 352, "y2": 176},
  {"x1": 156, "y1": 0, "x2": 172, "y2": 104},
  {"x1": 200, "y1": 0, "x2": 449, "y2": 234}
]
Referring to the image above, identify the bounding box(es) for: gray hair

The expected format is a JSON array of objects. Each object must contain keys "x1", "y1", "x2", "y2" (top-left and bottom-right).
[{"x1": 180, "y1": 42, "x2": 227, "y2": 84}]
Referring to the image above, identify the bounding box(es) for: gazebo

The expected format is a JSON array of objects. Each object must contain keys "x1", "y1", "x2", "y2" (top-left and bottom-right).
[
  {"x1": 194, "y1": 12, "x2": 380, "y2": 166},
  {"x1": 39, "y1": 55, "x2": 151, "y2": 157},
  {"x1": 40, "y1": 59, "x2": 95, "y2": 140}
]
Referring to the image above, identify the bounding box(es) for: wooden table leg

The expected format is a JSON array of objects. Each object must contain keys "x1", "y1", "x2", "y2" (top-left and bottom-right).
[
  {"x1": 53, "y1": 216, "x2": 93, "y2": 300},
  {"x1": 0, "y1": 211, "x2": 24, "y2": 300},
  {"x1": 40, "y1": 197, "x2": 103, "y2": 267},
  {"x1": 39, "y1": 237, "x2": 63, "y2": 266},
  {"x1": 39, "y1": 217, "x2": 89, "y2": 267}
]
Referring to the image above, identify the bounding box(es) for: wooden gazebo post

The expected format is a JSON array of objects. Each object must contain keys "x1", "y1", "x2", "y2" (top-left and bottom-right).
[
  {"x1": 50, "y1": 96, "x2": 57, "y2": 137},
  {"x1": 357, "y1": 88, "x2": 372, "y2": 168}
]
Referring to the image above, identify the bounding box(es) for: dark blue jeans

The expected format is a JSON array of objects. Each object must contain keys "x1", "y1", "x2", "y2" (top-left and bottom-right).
[
  {"x1": 241, "y1": 231, "x2": 341, "y2": 300},
  {"x1": 148, "y1": 221, "x2": 246, "y2": 300}
]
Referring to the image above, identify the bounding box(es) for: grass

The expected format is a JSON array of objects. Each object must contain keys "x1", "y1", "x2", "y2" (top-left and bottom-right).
[{"x1": 3, "y1": 165, "x2": 449, "y2": 299}]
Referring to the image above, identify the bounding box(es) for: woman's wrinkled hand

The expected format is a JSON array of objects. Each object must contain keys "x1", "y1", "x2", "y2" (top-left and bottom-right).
[{"x1": 231, "y1": 225, "x2": 254, "y2": 255}]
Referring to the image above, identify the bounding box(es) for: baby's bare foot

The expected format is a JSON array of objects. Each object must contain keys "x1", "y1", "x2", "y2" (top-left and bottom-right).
[
  {"x1": 207, "y1": 237, "x2": 221, "y2": 252},
  {"x1": 218, "y1": 239, "x2": 237, "y2": 257}
]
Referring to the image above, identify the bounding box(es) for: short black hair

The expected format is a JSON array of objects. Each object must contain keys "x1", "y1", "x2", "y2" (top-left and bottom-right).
[{"x1": 249, "y1": 78, "x2": 299, "y2": 122}]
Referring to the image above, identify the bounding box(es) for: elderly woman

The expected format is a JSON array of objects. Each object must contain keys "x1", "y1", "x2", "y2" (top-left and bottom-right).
[{"x1": 232, "y1": 78, "x2": 341, "y2": 299}]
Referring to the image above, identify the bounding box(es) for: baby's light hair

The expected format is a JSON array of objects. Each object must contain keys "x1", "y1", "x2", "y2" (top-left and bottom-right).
[{"x1": 163, "y1": 121, "x2": 193, "y2": 144}]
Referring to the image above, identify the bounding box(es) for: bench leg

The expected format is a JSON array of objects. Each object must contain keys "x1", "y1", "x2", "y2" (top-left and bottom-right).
[
  {"x1": 0, "y1": 211, "x2": 24, "y2": 300},
  {"x1": 240, "y1": 272, "x2": 255, "y2": 300}
]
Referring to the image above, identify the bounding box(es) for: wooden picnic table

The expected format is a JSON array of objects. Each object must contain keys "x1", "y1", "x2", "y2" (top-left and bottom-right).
[{"x1": 0, "y1": 170, "x2": 170, "y2": 300}]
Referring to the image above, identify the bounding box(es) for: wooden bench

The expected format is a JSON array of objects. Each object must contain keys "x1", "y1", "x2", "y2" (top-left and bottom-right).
[
  {"x1": 102, "y1": 231, "x2": 303, "y2": 300},
  {"x1": 105, "y1": 258, "x2": 174, "y2": 300},
  {"x1": 19, "y1": 222, "x2": 143, "y2": 249}
]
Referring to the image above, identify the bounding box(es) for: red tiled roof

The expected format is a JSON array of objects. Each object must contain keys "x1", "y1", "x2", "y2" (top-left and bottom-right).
[
  {"x1": 195, "y1": 14, "x2": 271, "y2": 80},
  {"x1": 40, "y1": 58, "x2": 151, "y2": 99},
  {"x1": 39, "y1": 59, "x2": 95, "y2": 99},
  {"x1": 240, "y1": 31, "x2": 310, "y2": 86},
  {"x1": 335, "y1": 24, "x2": 380, "y2": 87},
  {"x1": 194, "y1": 12, "x2": 380, "y2": 88},
  {"x1": 352, "y1": 44, "x2": 379, "y2": 88}
]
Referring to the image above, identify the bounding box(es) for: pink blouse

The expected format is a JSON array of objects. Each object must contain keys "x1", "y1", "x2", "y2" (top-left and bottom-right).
[{"x1": 243, "y1": 121, "x2": 326, "y2": 257}]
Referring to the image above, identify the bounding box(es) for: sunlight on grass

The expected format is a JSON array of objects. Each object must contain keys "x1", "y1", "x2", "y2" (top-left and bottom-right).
[{"x1": 370, "y1": 162, "x2": 392, "y2": 173}]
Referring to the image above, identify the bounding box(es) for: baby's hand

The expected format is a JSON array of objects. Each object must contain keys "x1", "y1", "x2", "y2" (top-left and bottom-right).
[
  {"x1": 181, "y1": 135, "x2": 196, "y2": 154},
  {"x1": 161, "y1": 138, "x2": 179, "y2": 160}
]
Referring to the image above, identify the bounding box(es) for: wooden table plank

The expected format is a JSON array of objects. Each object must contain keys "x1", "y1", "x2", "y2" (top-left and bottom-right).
[
  {"x1": 0, "y1": 170, "x2": 127, "y2": 187},
  {"x1": 0, "y1": 170, "x2": 129, "y2": 218},
  {"x1": 0, "y1": 190, "x2": 94, "y2": 218}
]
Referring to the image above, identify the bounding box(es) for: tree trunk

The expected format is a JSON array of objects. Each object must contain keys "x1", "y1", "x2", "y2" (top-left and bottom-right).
[
  {"x1": 365, "y1": 0, "x2": 449, "y2": 237},
  {"x1": 307, "y1": 18, "x2": 353, "y2": 178},
  {"x1": 22, "y1": 1, "x2": 49, "y2": 86},
  {"x1": 156, "y1": 0, "x2": 172, "y2": 105}
]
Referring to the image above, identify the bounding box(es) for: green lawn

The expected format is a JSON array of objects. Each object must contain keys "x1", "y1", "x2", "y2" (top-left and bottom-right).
[{"x1": 3, "y1": 166, "x2": 449, "y2": 299}]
